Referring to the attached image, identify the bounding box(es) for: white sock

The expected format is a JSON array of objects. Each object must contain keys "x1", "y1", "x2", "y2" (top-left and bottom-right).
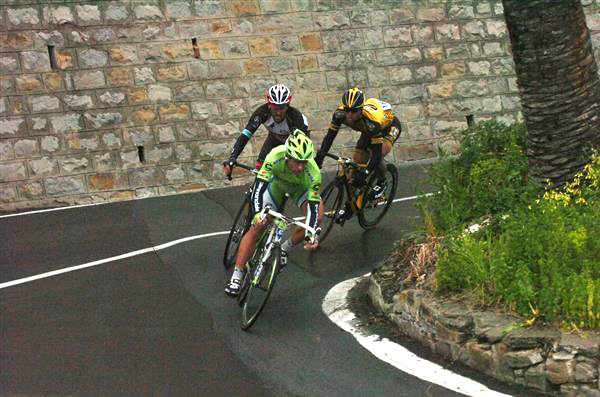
[{"x1": 232, "y1": 267, "x2": 245, "y2": 281}]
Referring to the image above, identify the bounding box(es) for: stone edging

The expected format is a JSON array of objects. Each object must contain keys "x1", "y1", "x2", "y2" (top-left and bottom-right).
[{"x1": 367, "y1": 273, "x2": 600, "y2": 396}]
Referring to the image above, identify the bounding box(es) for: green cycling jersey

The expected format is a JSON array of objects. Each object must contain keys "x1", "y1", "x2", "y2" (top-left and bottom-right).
[{"x1": 256, "y1": 145, "x2": 321, "y2": 205}]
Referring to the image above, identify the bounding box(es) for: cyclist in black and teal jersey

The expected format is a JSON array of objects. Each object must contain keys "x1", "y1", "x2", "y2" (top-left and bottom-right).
[{"x1": 225, "y1": 130, "x2": 323, "y2": 297}]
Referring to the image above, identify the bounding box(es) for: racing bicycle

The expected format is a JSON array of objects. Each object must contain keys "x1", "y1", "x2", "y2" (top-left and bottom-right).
[
  {"x1": 318, "y1": 153, "x2": 398, "y2": 244},
  {"x1": 223, "y1": 162, "x2": 257, "y2": 270},
  {"x1": 237, "y1": 205, "x2": 319, "y2": 331}
]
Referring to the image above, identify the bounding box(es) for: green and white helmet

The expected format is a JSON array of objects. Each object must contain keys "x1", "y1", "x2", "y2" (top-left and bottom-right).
[{"x1": 285, "y1": 129, "x2": 314, "y2": 161}]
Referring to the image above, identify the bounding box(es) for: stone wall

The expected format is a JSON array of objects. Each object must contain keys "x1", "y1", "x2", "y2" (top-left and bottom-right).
[
  {"x1": 1, "y1": 0, "x2": 600, "y2": 211},
  {"x1": 368, "y1": 274, "x2": 600, "y2": 397}
]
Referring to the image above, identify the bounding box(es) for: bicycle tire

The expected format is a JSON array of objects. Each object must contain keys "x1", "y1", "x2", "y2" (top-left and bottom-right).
[
  {"x1": 240, "y1": 245, "x2": 281, "y2": 331},
  {"x1": 318, "y1": 179, "x2": 344, "y2": 244},
  {"x1": 358, "y1": 163, "x2": 398, "y2": 229},
  {"x1": 223, "y1": 194, "x2": 252, "y2": 270}
]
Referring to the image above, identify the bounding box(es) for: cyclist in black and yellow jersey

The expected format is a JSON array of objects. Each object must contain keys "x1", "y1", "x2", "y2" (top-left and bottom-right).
[{"x1": 315, "y1": 88, "x2": 402, "y2": 195}]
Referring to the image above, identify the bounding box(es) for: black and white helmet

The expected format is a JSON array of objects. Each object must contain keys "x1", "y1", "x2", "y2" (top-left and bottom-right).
[{"x1": 266, "y1": 84, "x2": 292, "y2": 105}]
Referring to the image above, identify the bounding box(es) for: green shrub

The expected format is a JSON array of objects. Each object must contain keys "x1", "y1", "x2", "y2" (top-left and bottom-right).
[
  {"x1": 429, "y1": 148, "x2": 600, "y2": 328},
  {"x1": 418, "y1": 121, "x2": 539, "y2": 234}
]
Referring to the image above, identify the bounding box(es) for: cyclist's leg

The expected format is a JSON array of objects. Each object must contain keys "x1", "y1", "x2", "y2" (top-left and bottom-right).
[{"x1": 234, "y1": 185, "x2": 280, "y2": 269}]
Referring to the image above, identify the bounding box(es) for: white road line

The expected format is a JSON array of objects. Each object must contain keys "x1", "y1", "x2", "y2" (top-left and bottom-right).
[
  {"x1": 322, "y1": 275, "x2": 513, "y2": 397},
  {"x1": 0, "y1": 202, "x2": 109, "y2": 219},
  {"x1": 0, "y1": 231, "x2": 228, "y2": 290},
  {"x1": 0, "y1": 192, "x2": 433, "y2": 289}
]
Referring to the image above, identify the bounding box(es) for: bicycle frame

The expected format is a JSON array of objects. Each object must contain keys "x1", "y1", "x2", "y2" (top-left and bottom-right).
[{"x1": 330, "y1": 155, "x2": 369, "y2": 216}]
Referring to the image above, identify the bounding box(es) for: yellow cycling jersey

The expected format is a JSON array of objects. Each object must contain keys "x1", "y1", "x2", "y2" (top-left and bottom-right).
[{"x1": 362, "y1": 98, "x2": 395, "y2": 130}]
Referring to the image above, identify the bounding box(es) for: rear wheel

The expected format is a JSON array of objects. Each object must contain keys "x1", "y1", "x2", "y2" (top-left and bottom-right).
[
  {"x1": 240, "y1": 243, "x2": 280, "y2": 331},
  {"x1": 358, "y1": 163, "x2": 398, "y2": 229},
  {"x1": 318, "y1": 180, "x2": 344, "y2": 245},
  {"x1": 223, "y1": 194, "x2": 252, "y2": 270}
]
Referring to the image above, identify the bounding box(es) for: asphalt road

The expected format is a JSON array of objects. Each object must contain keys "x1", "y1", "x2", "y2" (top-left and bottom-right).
[{"x1": 0, "y1": 162, "x2": 536, "y2": 397}]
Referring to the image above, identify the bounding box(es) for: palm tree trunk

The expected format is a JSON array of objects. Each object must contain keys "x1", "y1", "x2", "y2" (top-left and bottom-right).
[{"x1": 502, "y1": 0, "x2": 600, "y2": 186}]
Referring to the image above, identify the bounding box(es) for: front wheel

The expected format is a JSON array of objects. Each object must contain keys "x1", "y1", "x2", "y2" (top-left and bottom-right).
[
  {"x1": 358, "y1": 163, "x2": 398, "y2": 229},
  {"x1": 223, "y1": 194, "x2": 252, "y2": 270},
  {"x1": 240, "y1": 244, "x2": 280, "y2": 331},
  {"x1": 318, "y1": 180, "x2": 344, "y2": 245}
]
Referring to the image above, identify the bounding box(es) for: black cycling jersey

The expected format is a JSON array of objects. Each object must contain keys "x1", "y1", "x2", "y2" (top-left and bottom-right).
[
  {"x1": 228, "y1": 104, "x2": 309, "y2": 164},
  {"x1": 315, "y1": 100, "x2": 401, "y2": 171}
]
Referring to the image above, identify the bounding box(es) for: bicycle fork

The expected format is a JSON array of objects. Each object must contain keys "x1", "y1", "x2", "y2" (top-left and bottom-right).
[{"x1": 251, "y1": 226, "x2": 284, "y2": 286}]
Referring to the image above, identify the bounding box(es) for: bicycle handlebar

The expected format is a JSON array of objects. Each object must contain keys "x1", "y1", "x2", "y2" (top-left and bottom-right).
[
  {"x1": 225, "y1": 161, "x2": 258, "y2": 180},
  {"x1": 258, "y1": 206, "x2": 320, "y2": 243},
  {"x1": 323, "y1": 153, "x2": 364, "y2": 170}
]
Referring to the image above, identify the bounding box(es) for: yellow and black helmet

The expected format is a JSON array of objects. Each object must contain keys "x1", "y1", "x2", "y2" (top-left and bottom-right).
[{"x1": 341, "y1": 88, "x2": 364, "y2": 110}]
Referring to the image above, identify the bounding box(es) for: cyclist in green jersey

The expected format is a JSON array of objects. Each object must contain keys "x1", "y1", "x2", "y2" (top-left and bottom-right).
[{"x1": 225, "y1": 130, "x2": 323, "y2": 297}]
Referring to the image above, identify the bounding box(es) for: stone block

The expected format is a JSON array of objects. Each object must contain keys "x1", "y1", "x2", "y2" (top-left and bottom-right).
[
  {"x1": 166, "y1": 1, "x2": 192, "y2": 19},
  {"x1": 50, "y1": 113, "x2": 83, "y2": 133},
  {"x1": 547, "y1": 358, "x2": 576, "y2": 385},
  {"x1": 0, "y1": 141, "x2": 14, "y2": 161},
  {"x1": 66, "y1": 134, "x2": 100, "y2": 151},
  {"x1": 196, "y1": 40, "x2": 223, "y2": 59},
  {"x1": 0, "y1": 32, "x2": 35, "y2": 51},
  {"x1": 298, "y1": 55, "x2": 318, "y2": 72},
  {"x1": 243, "y1": 59, "x2": 268, "y2": 75},
  {"x1": 76, "y1": 4, "x2": 101, "y2": 25},
  {"x1": 30, "y1": 95, "x2": 61, "y2": 113},
  {"x1": 18, "y1": 181, "x2": 45, "y2": 200},
  {"x1": 131, "y1": 107, "x2": 157, "y2": 125},
  {"x1": 84, "y1": 111, "x2": 124, "y2": 129},
  {"x1": 93, "y1": 152, "x2": 118, "y2": 172},
  {"x1": 106, "y1": 68, "x2": 133, "y2": 86},
  {"x1": 14, "y1": 139, "x2": 39, "y2": 158},
  {"x1": 43, "y1": 6, "x2": 75, "y2": 25},
  {"x1": 191, "y1": 101, "x2": 219, "y2": 120},
  {"x1": 0, "y1": 118, "x2": 26, "y2": 137},
  {"x1": 29, "y1": 157, "x2": 58, "y2": 177},
  {"x1": 159, "y1": 104, "x2": 190, "y2": 121},
  {"x1": 0, "y1": 54, "x2": 20, "y2": 74},
  {"x1": 59, "y1": 155, "x2": 92, "y2": 174},
  {"x1": 163, "y1": 165, "x2": 187, "y2": 183},
  {"x1": 40, "y1": 135, "x2": 61, "y2": 154},
  {"x1": 73, "y1": 70, "x2": 106, "y2": 90},
  {"x1": 383, "y1": 26, "x2": 412, "y2": 47},
  {"x1": 249, "y1": 36, "x2": 278, "y2": 57},
  {"x1": 147, "y1": 84, "x2": 172, "y2": 102},
  {"x1": 129, "y1": 88, "x2": 148, "y2": 104},
  {"x1": 156, "y1": 125, "x2": 177, "y2": 143},
  {"x1": 207, "y1": 120, "x2": 240, "y2": 138},
  {"x1": 134, "y1": 67, "x2": 156, "y2": 84},
  {"x1": 20, "y1": 51, "x2": 50, "y2": 72},
  {"x1": 163, "y1": 43, "x2": 194, "y2": 61},
  {"x1": 134, "y1": 5, "x2": 164, "y2": 21},
  {"x1": 87, "y1": 173, "x2": 122, "y2": 191},
  {"x1": 104, "y1": 4, "x2": 130, "y2": 23},
  {"x1": 7, "y1": 7, "x2": 41, "y2": 28},
  {"x1": 101, "y1": 131, "x2": 122, "y2": 148},
  {"x1": 0, "y1": 161, "x2": 28, "y2": 182},
  {"x1": 16, "y1": 74, "x2": 44, "y2": 93},
  {"x1": 205, "y1": 80, "x2": 232, "y2": 98},
  {"x1": 226, "y1": 0, "x2": 260, "y2": 17},
  {"x1": 77, "y1": 49, "x2": 108, "y2": 69},
  {"x1": 157, "y1": 65, "x2": 188, "y2": 81},
  {"x1": 193, "y1": 0, "x2": 226, "y2": 17},
  {"x1": 314, "y1": 11, "x2": 351, "y2": 30},
  {"x1": 178, "y1": 122, "x2": 208, "y2": 140},
  {"x1": 448, "y1": 4, "x2": 475, "y2": 19},
  {"x1": 128, "y1": 167, "x2": 162, "y2": 187},
  {"x1": 63, "y1": 94, "x2": 94, "y2": 110},
  {"x1": 109, "y1": 46, "x2": 138, "y2": 65},
  {"x1": 146, "y1": 145, "x2": 174, "y2": 164},
  {"x1": 45, "y1": 176, "x2": 86, "y2": 195},
  {"x1": 98, "y1": 91, "x2": 126, "y2": 107}
]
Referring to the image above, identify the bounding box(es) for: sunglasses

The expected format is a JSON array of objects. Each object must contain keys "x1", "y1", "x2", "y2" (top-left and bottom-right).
[
  {"x1": 268, "y1": 104, "x2": 288, "y2": 111},
  {"x1": 345, "y1": 108, "x2": 361, "y2": 114}
]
